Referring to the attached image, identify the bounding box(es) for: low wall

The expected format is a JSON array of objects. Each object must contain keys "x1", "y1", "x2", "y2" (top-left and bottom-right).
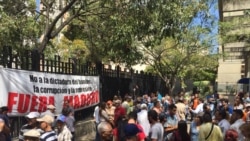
[{"x1": 75, "y1": 119, "x2": 96, "y2": 141}]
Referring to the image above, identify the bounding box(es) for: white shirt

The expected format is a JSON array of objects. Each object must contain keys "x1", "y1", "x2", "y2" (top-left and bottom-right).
[
  {"x1": 230, "y1": 119, "x2": 245, "y2": 141},
  {"x1": 137, "y1": 109, "x2": 150, "y2": 136},
  {"x1": 93, "y1": 106, "x2": 100, "y2": 123},
  {"x1": 191, "y1": 103, "x2": 204, "y2": 114},
  {"x1": 218, "y1": 119, "x2": 230, "y2": 136}
]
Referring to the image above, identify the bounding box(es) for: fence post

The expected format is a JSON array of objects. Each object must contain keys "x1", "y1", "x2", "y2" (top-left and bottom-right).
[
  {"x1": 96, "y1": 61, "x2": 103, "y2": 102},
  {"x1": 31, "y1": 49, "x2": 40, "y2": 71}
]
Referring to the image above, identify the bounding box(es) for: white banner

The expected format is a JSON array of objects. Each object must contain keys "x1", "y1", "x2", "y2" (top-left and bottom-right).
[{"x1": 0, "y1": 67, "x2": 100, "y2": 116}]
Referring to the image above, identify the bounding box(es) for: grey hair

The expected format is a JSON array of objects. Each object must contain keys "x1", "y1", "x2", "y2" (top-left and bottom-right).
[{"x1": 97, "y1": 121, "x2": 112, "y2": 134}]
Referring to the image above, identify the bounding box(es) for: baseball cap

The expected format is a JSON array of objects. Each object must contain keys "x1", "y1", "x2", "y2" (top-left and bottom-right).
[
  {"x1": 47, "y1": 104, "x2": 56, "y2": 109},
  {"x1": 56, "y1": 114, "x2": 66, "y2": 122},
  {"x1": 24, "y1": 129, "x2": 41, "y2": 138},
  {"x1": 37, "y1": 115, "x2": 54, "y2": 124},
  {"x1": 26, "y1": 112, "x2": 40, "y2": 119},
  {"x1": 124, "y1": 124, "x2": 141, "y2": 137}
]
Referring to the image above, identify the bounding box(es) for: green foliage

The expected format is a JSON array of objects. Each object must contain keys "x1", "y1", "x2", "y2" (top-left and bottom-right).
[{"x1": 0, "y1": 0, "x2": 42, "y2": 50}]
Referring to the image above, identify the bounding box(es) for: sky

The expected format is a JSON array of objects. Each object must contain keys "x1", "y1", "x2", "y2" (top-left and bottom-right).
[{"x1": 36, "y1": 0, "x2": 40, "y2": 12}]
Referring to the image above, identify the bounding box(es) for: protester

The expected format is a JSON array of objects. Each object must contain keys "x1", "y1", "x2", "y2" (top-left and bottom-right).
[
  {"x1": 56, "y1": 114, "x2": 72, "y2": 141},
  {"x1": 224, "y1": 129, "x2": 238, "y2": 141},
  {"x1": 215, "y1": 110, "x2": 230, "y2": 137},
  {"x1": 106, "y1": 100, "x2": 115, "y2": 121},
  {"x1": 189, "y1": 98, "x2": 204, "y2": 114},
  {"x1": 19, "y1": 112, "x2": 41, "y2": 141},
  {"x1": 97, "y1": 121, "x2": 113, "y2": 141},
  {"x1": 114, "y1": 100, "x2": 126, "y2": 124},
  {"x1": 23, "y1": 129, "x2": 41, "y2": 141},
  {"x1": 137, "y1": 103, "x2": 150, "y2": 137},
  {"x1": 64, "y1": 108, "x2": 75, "y2": 141},
  {"x1": 239, "y1": 123, "x2": 250, "y2": 141},
  {"x1": 230, "y1": 109, "x2": 245, "y2": 141},
  {"x1": 198, "y1": 112, "x2": 223, "y2": 141},
  {"x1": 190, "y1": 112, "x2": 203, "y2": 141},
  {"x1": 124, "y1": 123, "x2": 143, "y2": 141},
  {"x1": 41, "y1": 105, "x2": 56, "y2": 117},
  {"x1": 94, "y1": 103, "x2": 101, "y2": 141},
  {"x1": 175, "y1": 97, "x2": 186, "y2": 121},
  {"x1": 170, "y1": 120, "x2": 190, "y2": 141},
  {"x1": 127, "y1": 111, "x2": 146, "y2": 141},
  {"x1": 164, "y1": 104, "x2": 178, "y2": 140},
  {"x1": 0, "y1": 106, "x2": 10, "y2": 128},
  {"x1": 148, "y1": 110, "x2": 164, "y2": 141},
  {"x1": 0, "y1": 115, "x2": 10, "y2": 141},
  {"x1": 37, "y1": 115, "x2": 57, "y2": 141}
]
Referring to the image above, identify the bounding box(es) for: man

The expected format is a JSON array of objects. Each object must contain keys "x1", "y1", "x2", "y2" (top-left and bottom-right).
[
  {"x1": 148, "y1": 110, "x2": 164, "y2": 141},
  {"x1": 97, "y1": 121, "x2": 113, "y2": 141},
  {"x1": 63, "y1": 100, "x2": 74, "y2": 116},
  {"x1": 19, "y1": 112, "x2": 41, "y2": 141},
  {"x1": 214, "y1": 110, "x2": 230, "y2": 136},
  {"x1": 0, "y1": 106, "x2": 10, "y2": 128},
  {"x1": 41, "y1": 105, "x2": 56, "y2": 117},
  {"x1": 164, "y1": 104, "x2": 178, "y2": 140},
  {"x1": 189, "y1": 98, "x2": 204, "y2": 114},
  {"x1": 137, "y1": 103, "x2": 150, "y2": 137},
  {"x1": 114, "y1": 100, "x2": 126, "y2": 124},
  {"x1": 175, "y1": 97, "x2": 186, "y2": 121},
  {"x1": 56, "y1": 114, "x2": 72, "y2": 141},
  {"x1": 230, "y1": 109, "x2": 245, "y2": 141},
  {"x1": 219, "y1": 98, "x2": 233, "y2": 116},
  {"x1": 37, "y1": 114, "x2": 57, "y2": 141},
  {"x1": 198, "y1": 112, "x2": 223, "y2": 141},
  {"x1": 23, "y1": 129, "x2": 40, "y2": 141}
]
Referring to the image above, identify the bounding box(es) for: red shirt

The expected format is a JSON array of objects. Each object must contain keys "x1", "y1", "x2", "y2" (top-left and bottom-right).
[{"x1": 114, "y1": 106, "x2": 126, "y2": 123}]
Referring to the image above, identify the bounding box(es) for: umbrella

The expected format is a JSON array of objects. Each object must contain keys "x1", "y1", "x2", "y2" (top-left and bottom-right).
[{"x1": 237, "y1": 78, "x2": 250, "y2": 84}]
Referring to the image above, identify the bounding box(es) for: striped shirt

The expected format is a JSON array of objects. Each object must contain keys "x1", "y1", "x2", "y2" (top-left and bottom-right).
[
  {"x1": 19, "y1": 124, "x2": 42, "y2": 141},
  {"x1": 40, "y1": 130, "x2": 57, "y2": 141}
]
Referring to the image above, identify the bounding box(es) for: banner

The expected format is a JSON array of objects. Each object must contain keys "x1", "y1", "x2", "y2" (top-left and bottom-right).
[{"x1": 0, "y1": 67, "x2": 100, "y2": 116}]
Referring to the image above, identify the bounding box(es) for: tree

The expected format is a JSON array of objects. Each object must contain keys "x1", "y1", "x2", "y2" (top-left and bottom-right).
[
  {"x1": 140, "y1": 0, "x2": 219, "y2": 95},
  {"x1": 0, "y1": 0, "x2": 41, "y2": 50}
]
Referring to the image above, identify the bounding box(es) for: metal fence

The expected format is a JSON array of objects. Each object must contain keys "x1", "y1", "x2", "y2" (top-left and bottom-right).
[{"x1": 0, "y1": 46, "x2": 165, "y2": 138}]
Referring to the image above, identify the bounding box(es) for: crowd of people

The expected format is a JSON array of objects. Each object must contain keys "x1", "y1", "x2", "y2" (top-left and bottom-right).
[
  {"x1": 94, "y1": 91, "x2": 250, "y2": 141},
  {"x1": 0, "y1": 100, "x2": 75, "y2": 141}
]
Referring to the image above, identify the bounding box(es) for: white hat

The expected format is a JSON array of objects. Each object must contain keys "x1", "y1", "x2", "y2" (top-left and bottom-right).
[
  {"x1": 26, "y1": 112, "x2": 40, "y2": 119},
  {"x1": 37, "y1": 115, "x2": 54, "y2": 124},
  {"x1": 47, "y1": 104, "x2": 56, "y2": 109},
  {"x1": 140, "y1": 103, "x2": 147, "y2": 109},
  {"x1": 24, "y1": 129, "x2": 40, "y2": 138}
]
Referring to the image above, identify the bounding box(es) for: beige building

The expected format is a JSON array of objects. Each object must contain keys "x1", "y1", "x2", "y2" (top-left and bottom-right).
[{"x1": 217, "y1": 0, "x2": 250, "y2": 94}]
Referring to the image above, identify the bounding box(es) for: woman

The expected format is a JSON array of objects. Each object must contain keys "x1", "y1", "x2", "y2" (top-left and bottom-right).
[
  {"x1": 170, "y1": 120, "x2": 190, "y2": 141},
  {"x1": 99, "y1": 102, "x2": 114, "y2": 127},
  {"x1": 189, "y1": 113, "x2": 203, "y2": 141}
]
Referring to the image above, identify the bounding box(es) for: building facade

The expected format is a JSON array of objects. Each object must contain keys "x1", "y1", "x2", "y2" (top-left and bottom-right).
[{"x1": 217, "y1": 0, "x2": 250, "y2": 94}]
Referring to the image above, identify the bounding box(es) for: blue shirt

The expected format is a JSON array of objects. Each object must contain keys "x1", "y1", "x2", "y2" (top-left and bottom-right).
[{"x1": 190, "y1": 121, "x2": 199, "y2": 141}]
